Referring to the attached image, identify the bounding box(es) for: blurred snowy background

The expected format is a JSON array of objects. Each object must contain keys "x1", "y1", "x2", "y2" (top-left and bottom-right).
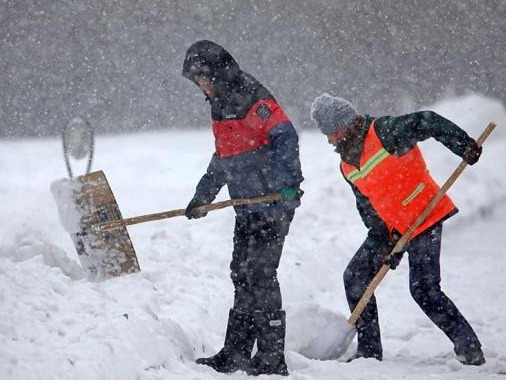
[{"x1": 1, "y1": 0, "x2": 505, "y2": 137}]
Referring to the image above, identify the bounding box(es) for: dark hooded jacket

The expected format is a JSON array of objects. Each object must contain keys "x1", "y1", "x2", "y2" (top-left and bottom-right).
[{"x1": 182, "y1": 40, "x2": 303, "y2": 216}]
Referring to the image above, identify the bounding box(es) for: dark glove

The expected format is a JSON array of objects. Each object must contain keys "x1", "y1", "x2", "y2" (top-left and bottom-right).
[
  {"x1": 185, "y1": 197, "x2": 208, "y2": 219},
  {"x1": 383, "y1": 251, "x2": 404, "y2": 270},
  {"x1": 462, "y1": 141, "x2": 482, "y2": 165},
  {"x1": 280, "y1": 187, "x2": 304, "y2": 201}
]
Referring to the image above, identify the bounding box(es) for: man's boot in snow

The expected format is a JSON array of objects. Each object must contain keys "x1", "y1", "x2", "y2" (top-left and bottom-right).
[
  {"x1": 454, "y1": 337, "x2": 486, "y2": 365},
  {"x1": 346, "y1": 325, "x2": 383, "y2": 362},
  {"x1": 196, "y1": 309, "x2": 255, "y2": 373},
  {"x1": 247, "y1": 310, "x2": 289, "y2": 376}
]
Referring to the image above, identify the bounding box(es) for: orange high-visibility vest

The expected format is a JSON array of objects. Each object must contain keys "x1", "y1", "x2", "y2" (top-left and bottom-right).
[{"x1": 340, "y1": 120, "x2": 456, "y2": 239}]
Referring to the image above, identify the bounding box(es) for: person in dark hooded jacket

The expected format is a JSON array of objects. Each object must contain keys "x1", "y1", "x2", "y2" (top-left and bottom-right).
[
  {"x1": 181, "y1": 40, "x2": 303, "y2": 376},
  {"x1": 310, "y1": 93, "x2": 485, "y2": 366}
]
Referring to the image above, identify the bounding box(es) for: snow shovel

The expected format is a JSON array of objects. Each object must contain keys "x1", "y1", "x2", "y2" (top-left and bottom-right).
[
  {"x1": 95, "y1": 192, "x2": 283, "y2": 231},
  {"x1": 299, "y1": 122, "x2": 496, "y2": 360},
  {"x1": 53, "y1": 169, "x2": 284, "y2": 280},
  {"x1": 51, "y1": 170, "x2": 141, "y2": 281}
]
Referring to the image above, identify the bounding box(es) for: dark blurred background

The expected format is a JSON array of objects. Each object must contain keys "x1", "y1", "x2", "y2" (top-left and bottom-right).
[{"x1": 1, "y1": 0, "x2": 504, "y2": 137}]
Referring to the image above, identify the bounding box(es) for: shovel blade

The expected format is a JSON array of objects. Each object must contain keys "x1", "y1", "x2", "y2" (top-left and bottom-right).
[
  {"x1": 299, "y1": 318, "x2": 356, "y2": 360},
  {"x1": 51, "y1": 170, "x2": 140, "y2": 281}
]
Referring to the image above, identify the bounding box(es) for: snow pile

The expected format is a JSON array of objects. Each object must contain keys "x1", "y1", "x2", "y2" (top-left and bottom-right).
[
  {"x1": 0, "y1": 94, "x2": 505, "y2": 379},
  {"x1": 50, "y1": 179, "x2": 83, "y2": 234}
]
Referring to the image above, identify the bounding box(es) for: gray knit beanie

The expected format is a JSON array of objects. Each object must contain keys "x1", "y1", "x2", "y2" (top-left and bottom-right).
[{"x1": 310, "y1": 94, "x2": 359, "y2": 135}]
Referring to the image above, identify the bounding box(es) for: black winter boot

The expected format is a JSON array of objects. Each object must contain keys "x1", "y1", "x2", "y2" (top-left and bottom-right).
[
  {"x1": 347, "y1": 330, "x2": 383, "y2": 362},
  {"x1": 196, "y1": 309, "x2": 256, "y2": 373},
  {"x1": 454, "y1": 339, "x2": 485, "y2": 365},
  {"x1": 247, "y1": 310, "x2": 289, "y2": 376}
]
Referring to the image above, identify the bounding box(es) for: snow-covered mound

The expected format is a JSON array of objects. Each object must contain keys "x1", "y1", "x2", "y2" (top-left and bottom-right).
[{"x1": 1, "y1": 94, "x2": 505, "y2": 379}]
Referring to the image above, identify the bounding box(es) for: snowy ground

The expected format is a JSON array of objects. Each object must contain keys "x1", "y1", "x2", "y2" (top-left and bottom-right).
[{"x1": 1, "y1": 94, "x2": 505, "y2": 380}]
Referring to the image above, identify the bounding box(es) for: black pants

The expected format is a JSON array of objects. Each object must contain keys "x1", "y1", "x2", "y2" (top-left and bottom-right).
[
  {"x1": 343, "y1": 222, "x2": 481, "y2": 355},
  {"x1": 230, "y1": 211, "x2": 294, "y2": 313}
]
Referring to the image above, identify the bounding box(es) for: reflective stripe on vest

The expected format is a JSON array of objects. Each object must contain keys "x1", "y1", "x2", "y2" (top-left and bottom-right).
[
  {"x1": 212, "y1": 99, "x2": 289, "y2": 158},
  {"x1": 340, "y1": 120, "x2": 455, "y2": 238}
]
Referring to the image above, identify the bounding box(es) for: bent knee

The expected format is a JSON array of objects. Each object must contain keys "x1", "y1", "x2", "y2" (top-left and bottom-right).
[{"x1": 410, "y1": 284, "x2": 442, "y2": 305}]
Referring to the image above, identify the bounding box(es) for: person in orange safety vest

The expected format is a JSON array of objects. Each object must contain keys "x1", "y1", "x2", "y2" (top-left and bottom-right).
[{"x1": 310, "y1": 93, "x2": 484, "y2": 366}]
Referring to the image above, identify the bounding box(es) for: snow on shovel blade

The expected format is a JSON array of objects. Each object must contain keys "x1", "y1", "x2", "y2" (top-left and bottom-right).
[
  {"x1": 51, "y1": 170, "x2": 140, "y2": 281},
  {"x1": 299, "y1": 318, "x2": 356, "y2": 360}
]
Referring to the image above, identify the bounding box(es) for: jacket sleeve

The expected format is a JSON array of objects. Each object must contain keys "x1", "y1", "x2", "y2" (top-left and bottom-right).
[
  {"x1": 374, "y1": 111, "x2": 477, "y2": 157},
  {"x1": 192, "y1": 154, "x2": 227, "y2": 204},
  {"x1": 268, "y1": 121, "x2": 304, "y2": 190}
]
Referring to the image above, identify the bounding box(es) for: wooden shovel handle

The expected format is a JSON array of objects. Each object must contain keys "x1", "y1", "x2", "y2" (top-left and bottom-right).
[
  {"x1": 348, "y1": 122, "x2": 496, "y2": 325},
  {"x1": 96, "y1": 193, "x2": 282, "y2": 231}
]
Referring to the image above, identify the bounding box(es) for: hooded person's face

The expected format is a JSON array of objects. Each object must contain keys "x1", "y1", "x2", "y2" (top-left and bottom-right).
[{"x1": 195, "y1": 75, "x2": 216, "y2": 101}]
